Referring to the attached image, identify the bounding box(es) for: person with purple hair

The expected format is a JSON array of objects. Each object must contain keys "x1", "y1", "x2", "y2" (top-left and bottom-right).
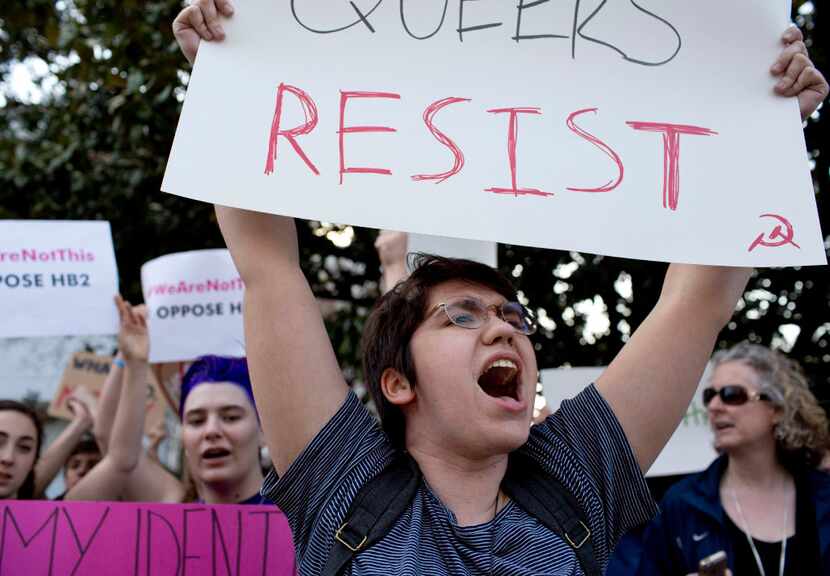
[{"x1": 178, "y1": 355, "x2": 268, "y2": 504}]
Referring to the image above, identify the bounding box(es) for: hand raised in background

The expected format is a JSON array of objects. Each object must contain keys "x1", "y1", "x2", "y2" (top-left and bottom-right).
[{"x1": 115, "y1": 295, "x2": 149, "y2": 363}]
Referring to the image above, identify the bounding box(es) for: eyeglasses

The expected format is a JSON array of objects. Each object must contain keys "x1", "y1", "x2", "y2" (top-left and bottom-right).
[
  {"x1": 701, "y1": 385, "x2": 770, "y2": 407},
  {"x1": 434, "y1": 296, "x2": 537, "y2": 336}
]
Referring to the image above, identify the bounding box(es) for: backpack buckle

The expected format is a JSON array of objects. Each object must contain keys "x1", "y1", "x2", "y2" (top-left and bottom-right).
[
  {"x1": 564, "y1": 521, "x2": 591, "y2": 549},
  {"x1": 335, "y1": 522, "x2": 368, "y2": 552}
]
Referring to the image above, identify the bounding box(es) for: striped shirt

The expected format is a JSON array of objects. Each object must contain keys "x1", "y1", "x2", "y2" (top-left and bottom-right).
[{"x1": 263, "y1": 384, "x2": 656, "y2": 575}]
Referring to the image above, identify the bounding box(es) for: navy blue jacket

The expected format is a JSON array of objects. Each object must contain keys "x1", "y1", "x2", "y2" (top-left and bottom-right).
[{"x1": 633, "y1": 456, "x2": 830, "y2": 575}]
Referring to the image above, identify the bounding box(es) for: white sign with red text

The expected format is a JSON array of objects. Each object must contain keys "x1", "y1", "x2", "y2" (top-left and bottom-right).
[
  {"x1": 141, "y1": 249, "x2": 245, "y2": 362},
  {"x1": 163, "y1": 0, "x2": 824, "y2": 266},
  {"x1": 541, "y1": 367, "x2": 717, "y2": 477},
  {"x1": 0, "y1": 220, "x2": 119, "y2": 338}
]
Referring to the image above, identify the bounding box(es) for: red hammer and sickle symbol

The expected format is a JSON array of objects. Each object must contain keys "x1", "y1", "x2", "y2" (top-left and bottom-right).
[{"x1": 747, "y1": 214, "x2": 801, "y2": 253}]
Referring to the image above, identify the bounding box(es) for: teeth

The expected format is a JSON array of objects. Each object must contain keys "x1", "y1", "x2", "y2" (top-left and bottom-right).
[{"x1": 486, "y1": 359, "x2": 517, "y2": 372}]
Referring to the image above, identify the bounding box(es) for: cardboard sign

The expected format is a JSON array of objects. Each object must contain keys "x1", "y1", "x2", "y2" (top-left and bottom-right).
[
  {"x1": 49, "y1": 352, "x2": 170, "y2": 437},
  {"x1": 144, "y1": 373, "x2": 169, "y2": 436},
  {"x1": 142, "y1": 250, "x2": 245, "y2": 363},
  {"x1": 0, "y1": 500, "x2": 295, "y2": 575},
  {"x1": 162, "y1": 0, "x2": 824, "y2": 266},
  {"x1": 151, "y1": 362, "x2": 187, "y2": 416},
  {"x1": 0, "y1": 220, "x2": 119, "y2": 338},
  {"x1": 541, "y1": 367, "x2": 716, "y2": 477},
  {"x1": 407, "y1": 233, "x2": 497, "y2": 268},
  {"x1": 48, "y1": 352, "x2": 111, "y2": 420}
]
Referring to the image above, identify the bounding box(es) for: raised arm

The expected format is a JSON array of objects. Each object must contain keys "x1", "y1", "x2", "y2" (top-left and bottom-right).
[
  {"x1": 92, "y1": 352, "x2": 125, "y2": 454},
  {"x1": 597, "y1": 27, "x2": 828, "y2": 472},
  {"x1": 215, "y1": 207, "x2": 348, "y2": 476},
  {"x1": 175, "y1": 4, "x2": 349, "y2": 472},
  {"x1": 33, "y1": 397, "x2": 93, "y2": 496},
  {"x1": 65, "y1": 296, "x2": 151, "y2": 500},
  {"x1": 596, "y1": 265, "x2": 751, "y2": 471},
  {"x1": 66, "y1": 297, "x2": 182, "y2": 502}
]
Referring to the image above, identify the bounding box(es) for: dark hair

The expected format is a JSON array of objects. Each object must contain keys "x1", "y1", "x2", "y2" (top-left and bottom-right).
[
  {"x1": 68, "y1": 435, "x2": 101, "y2": 460},
  {"x1": 0, "y1": 399, "x2": 44, "y2": 499},
  {"x1": 361, "y1": 254, "x2": 517, "y2": 448}
]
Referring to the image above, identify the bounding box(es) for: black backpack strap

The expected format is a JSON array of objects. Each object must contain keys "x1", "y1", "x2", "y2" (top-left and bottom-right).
[
  {"x1": 321, "y1": 453, "x2": 421, "y2": 576},
  {"x1": 502, "y1": 451, "x2": 601, "y2": 576}
]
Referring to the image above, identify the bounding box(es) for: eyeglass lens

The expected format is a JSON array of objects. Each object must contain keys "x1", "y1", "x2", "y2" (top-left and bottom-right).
[
  {"x1": 444, "y1": 298, "x2": 536, "y2": 335},
  {"x1": 702, "y1": 385, "x2": 750, "y2": 407}
]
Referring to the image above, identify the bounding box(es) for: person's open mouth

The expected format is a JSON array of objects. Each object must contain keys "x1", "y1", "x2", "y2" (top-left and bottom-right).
[
  {"x1": 477, "y1": 358, "x2": 522, "y2": 403},
  {"x1": 201, "y1": 447, "x2": 232, "y2": 462}
]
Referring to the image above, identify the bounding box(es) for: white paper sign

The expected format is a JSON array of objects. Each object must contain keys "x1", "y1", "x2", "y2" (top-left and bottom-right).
[
  {"x1": 141, "y1": 249, "x2": 245, "y2": 363},
  {"x1": 163, "y1": 0, "x2": 823, "y2": 266},
  {"x1": 0, "y1": 220, "x2": 119, "y2": 338},
  {"x1": 407, "y1": 233, "x2": 497, "y2": 268},
  {"x1": 541, "y1": 367, "x2": 717, "y2": 477}
]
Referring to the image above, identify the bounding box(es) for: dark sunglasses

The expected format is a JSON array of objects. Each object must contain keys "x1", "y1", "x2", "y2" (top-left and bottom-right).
[
  {"x1": 702, "y1": 385, "x2": 770, "y2": 407},
  {"x1": 435, "y1": 296, "x2": 537, "y2": 336}
]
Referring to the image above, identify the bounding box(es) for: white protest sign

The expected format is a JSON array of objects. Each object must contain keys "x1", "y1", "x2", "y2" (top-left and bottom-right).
[
  {"x1": 408, "y1": 233, "x2": 497, "y2": 269},
  {"x1": 163, "y1": 0, "x2": 823, "y2": 266},
  {"x1": 541, "y1": 367, "x2": 716, "y2": 477},
  {"x1": 141, "y1": 249, "x2": 245, "y2": 363},
  {"x1": 0, "y1": 220, "x2": 119, "y2": 338}
]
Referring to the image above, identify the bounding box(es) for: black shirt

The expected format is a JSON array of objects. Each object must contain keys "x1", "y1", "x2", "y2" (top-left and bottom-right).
[{"x1": 723, "y1": 477, "x2": 820, "y2": 575}]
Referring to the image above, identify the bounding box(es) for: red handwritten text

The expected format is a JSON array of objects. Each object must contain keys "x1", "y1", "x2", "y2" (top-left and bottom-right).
[
  {"x1": 626, "y1": 121, "x2": 718, "y2": 211},
  {"x1": 411, "y1": 97, "x2": 470, "y2": 184},
  {"x1": 566, "y1": 108, "x2": 624, "y2": 193},
  {"x1": 338, "y1": 90, "x2": 402, "y2": 184},
  {"x1": 265, "y1": 83, "x2": 320, "y2": 176},
  {"x1": 485, "y1": 107, "x2": 553, "y2": 197},
  {"x1": 263, "y1": 85, "x2": 719, "y2": 211}
]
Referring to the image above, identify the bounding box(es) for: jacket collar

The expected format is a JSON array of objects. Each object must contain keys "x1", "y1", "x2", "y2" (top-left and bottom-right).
[{"x1": 679, "y1": 454, "x2": 729, "y2": 523}]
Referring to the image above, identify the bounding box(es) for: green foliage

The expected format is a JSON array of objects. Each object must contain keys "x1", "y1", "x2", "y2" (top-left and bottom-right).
[{"x1": 1, "y1": 1, "x2": 827, "y2": 404}]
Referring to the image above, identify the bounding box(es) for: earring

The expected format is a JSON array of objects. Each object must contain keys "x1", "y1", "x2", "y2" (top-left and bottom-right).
[{"x1": 773, "y1": 424, "x2": 785, "y2": 441}]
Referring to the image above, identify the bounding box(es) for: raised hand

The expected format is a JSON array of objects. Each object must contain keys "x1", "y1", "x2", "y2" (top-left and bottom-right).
[
  {"x1": 66, "y1": 394, "x2": 94, "y2": 431},
  {"x1": 771, "y1": 26, "x2": 829, "y2": 121},
  {"x1": 114, "y1": 295, "x2": 149, "y2": 363},
  {"x1": 375, "y1": 230, "x2": 408, "y2": 269},
  {"x1": 375, "y1": 230, "x2": 409, "y2": 293}
]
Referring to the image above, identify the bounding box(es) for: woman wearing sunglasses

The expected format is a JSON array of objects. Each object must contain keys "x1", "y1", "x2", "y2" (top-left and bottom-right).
[{"x1": 636, "y1": 342, "x2": 830, "y2": 576}]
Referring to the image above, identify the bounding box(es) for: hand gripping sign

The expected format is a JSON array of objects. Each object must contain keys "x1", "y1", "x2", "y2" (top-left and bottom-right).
[
  {"x1": 141, "y1": 249, "x2": 246, "y2": 363},
  {"x1": 163, "y1": 0, "x2": 824, "y2": 266},
  {"x1": 0, "y1": 220, "x2": 119, "y2": 338}
]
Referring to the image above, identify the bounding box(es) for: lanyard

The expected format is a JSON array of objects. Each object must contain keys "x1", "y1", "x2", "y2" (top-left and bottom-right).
[{"x1": 730, "y1": 487, "x2": 788, "y2": 576}]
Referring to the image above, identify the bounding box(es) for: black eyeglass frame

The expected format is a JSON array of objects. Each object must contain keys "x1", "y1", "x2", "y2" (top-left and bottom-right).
[
  {"x1": 701, "y1": 384, "x2": 771, "y2": 408},
  {"x1": 432, "y1": 297, "x2": 537, "y2": 336}
]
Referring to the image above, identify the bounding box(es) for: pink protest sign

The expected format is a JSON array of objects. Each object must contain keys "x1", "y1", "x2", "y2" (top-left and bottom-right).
[{"x1": 0, "y1": 500, "x2": 296, "y2": 576}]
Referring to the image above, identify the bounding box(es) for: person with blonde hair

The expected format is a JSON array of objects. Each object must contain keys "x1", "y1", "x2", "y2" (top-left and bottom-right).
[{"x1": 636, "y1": 342, "x2": 830, "y2": 575}]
